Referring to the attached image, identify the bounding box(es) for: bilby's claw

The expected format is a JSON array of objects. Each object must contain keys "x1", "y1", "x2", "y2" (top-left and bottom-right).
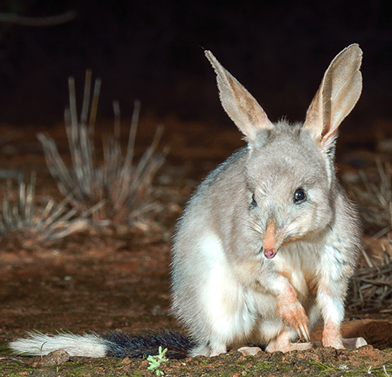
[{"x1": 296, "y1": 323, "x2": 310, "y2": 342}]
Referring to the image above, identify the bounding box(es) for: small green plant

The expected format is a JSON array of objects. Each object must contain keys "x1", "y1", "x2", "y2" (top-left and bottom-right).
[
  {"x1": 38, "y1": 341, "x2": 46, "y2": 359},
  {"x1": 147, "y1": 346, "x2": 168, "y2": 376}
]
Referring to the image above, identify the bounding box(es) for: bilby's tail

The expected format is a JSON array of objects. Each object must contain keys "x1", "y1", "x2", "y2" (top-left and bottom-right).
[{"x1": 10, "y1": 330, "x2": 194, "y2": 359}]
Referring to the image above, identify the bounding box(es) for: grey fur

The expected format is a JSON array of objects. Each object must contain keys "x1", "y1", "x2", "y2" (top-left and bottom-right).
[
  {"x1": 9, "y1": 45, "x2": 365, "y2": 359},
  {"x1": 171, "y1": 45, "x2": 363, "y2": 356}
]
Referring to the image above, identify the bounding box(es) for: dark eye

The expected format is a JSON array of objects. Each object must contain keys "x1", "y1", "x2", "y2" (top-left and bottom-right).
[
  {"x1": 293, "y1": 188, "x2": 307, "y2": 204},
  {"x1": 250, "y1": 193, "x2": 257, "y2": 208}
]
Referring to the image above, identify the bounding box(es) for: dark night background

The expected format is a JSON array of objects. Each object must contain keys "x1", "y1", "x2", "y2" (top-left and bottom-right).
[{"x1": 0, "y1": 0, "x2": 392, "y2": 135}]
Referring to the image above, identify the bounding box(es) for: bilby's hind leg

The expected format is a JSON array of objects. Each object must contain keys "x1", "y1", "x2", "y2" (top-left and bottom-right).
[
  {"x1": 190, "y1": 342, "x2": 227, "y2": 357},
  {"x1": 322, "y1": 319, "x2": 344, "y2": 349},
  {"x1": 265, "y1": 328, "x2": 313, "y2": 353},
  {"x1": 189, "y1": 344, "x2": 211, "y2": 357},
  {"x1": 209, "y1": 344, "x2": 227, "y2": 357}
]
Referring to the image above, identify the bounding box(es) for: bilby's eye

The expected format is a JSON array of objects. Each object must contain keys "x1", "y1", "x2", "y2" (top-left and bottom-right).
[
  {"x1": 293, "y1": 188, "x2": 307, "y2": 204},
  {"x1": 250, "y1": 193, "x2": 257, "y2": 208}
]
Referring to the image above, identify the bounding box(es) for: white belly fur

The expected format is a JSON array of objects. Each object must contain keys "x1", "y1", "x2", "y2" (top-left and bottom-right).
[{"x1": 196, "y1": 232, "x2": 320, "y2": 346}]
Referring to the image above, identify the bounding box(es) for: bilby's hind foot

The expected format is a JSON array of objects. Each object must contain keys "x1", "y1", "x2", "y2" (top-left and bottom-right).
[
  {"x1": 191, "y1": 343, "x2": 227, "y2": 357},
  {"x1": 210, "y1": 348, "x2": 227, "y2": 357},
  {"x1": 312, "y1": 337, "x2": 367, "y2": 349},
  {"x1": 266, "y1": 341, "x2": 313, "y2": 353},
  {"x1": 266, "y1": 330, "x2": 313, "y2": 353},
  {"x1": 322, "y1": 320, "x2": 344, "y2": 349}
]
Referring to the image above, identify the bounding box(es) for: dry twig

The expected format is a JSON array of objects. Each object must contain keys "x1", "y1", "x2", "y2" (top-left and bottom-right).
[{"x1": 0, "y1": 11, "x2": 77, "y2": 26}]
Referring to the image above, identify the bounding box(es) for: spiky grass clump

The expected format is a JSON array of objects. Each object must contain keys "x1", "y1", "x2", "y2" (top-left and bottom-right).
[
  {"x1": 38, "y1": 71, "x2": 166, "y2": 224},
  {"x1": 351, "y1": 158, "x2": 392, "y2": 236},
  {"x1": 348, "y1": 159, "x2": 392, "y2": 312},
  {"x1": 348, "y1": 237, "x2": 392, "y2": 313},
  {"x1": 0, "y1": 173, "x2": 90, "y2": 249}
]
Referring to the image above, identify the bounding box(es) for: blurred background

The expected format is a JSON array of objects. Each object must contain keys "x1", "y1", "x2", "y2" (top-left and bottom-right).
[
  {"x1": 0, "y1": 0, "x2": 390, "y2": 346},
  {"x1": 0, "y1": 0, "x2": 391, "y2": 134}
]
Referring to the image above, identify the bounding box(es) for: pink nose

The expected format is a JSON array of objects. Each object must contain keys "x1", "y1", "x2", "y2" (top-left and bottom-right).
[{"x1": 264, "y1": 248, "x2": 276, "y2": 259}]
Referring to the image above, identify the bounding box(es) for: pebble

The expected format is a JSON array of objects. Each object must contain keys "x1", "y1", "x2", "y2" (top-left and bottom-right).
[{"x1": 34, "y1": 349, "x2": 70, "y2": 366}]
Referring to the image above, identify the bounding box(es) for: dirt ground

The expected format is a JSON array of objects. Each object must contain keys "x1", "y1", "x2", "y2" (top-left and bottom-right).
[{"x1": 0, "y1": 116, "x2": 392, "y2": 376}]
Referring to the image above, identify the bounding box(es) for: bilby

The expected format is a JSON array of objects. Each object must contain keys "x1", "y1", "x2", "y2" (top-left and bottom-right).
[{"x1": 10, "y1": 44, "x2": 367, "y2": 358}]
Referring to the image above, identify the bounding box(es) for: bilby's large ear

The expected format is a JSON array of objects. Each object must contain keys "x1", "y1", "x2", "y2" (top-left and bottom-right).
[
  {"x1": 303, "y1": 44, "x2": 363, "y2": 150},
  {"x1": 205, "y1": 50, "x2": 273, "y2": 143}
]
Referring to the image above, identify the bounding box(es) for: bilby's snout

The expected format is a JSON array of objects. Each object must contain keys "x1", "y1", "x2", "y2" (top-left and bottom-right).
[
  {"x1": 264, "y1": 248, "x2": 276, "y2": 259},
  {"x1": 263, "y1": 220, "x2": 277, "y2": 259}
]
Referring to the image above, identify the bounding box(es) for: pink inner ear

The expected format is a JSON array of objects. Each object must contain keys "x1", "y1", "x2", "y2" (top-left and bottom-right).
[
  {"x1": 320, "y1": 127, "x2": 338, "y2": 148},
  {"x1": 321, "y1": 120, "x2": 332, "y2": 139}
]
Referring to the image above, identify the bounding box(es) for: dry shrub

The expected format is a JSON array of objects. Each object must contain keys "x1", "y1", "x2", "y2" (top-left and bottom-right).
[
  {"x1": 348, "y1": 159, "x2": 392, "y2": 312},
  {"x1": 0, "y1": 173, "x2": 89, "y2": 249},
  {"x1": 348, "y1": 235, "x2": 392, "y2": 313},
  {"x1": 351, "y1": 158, "x2": 392, "y2": 236},
  {"x1": 38, "y1": 71, "x2": 166, "y2": 224}
]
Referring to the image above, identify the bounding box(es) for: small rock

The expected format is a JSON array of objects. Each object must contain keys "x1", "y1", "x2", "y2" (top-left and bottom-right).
[
  {"x1": 38, "y1": 350, "x2": 70, "y2": 366},
  {"x1": 122, "y1": 357, "x2": 132, "y2": 364},
  {"x1": 237, "y1": 346, "x2": 262, "y2": 356}
]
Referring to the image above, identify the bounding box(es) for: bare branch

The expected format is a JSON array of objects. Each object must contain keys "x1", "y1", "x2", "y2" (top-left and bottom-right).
[{"x1": 0, "y1": 10, "x2": 77, "y2": 27}]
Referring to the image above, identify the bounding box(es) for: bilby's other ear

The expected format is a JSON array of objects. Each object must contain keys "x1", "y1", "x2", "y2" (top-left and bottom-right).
[
  {"x1": 205, "y1": 50, "x2": 273, "y2": 143},
  {"x1": 303, "y1": 44, "x2": 363, "y2": 150}
]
